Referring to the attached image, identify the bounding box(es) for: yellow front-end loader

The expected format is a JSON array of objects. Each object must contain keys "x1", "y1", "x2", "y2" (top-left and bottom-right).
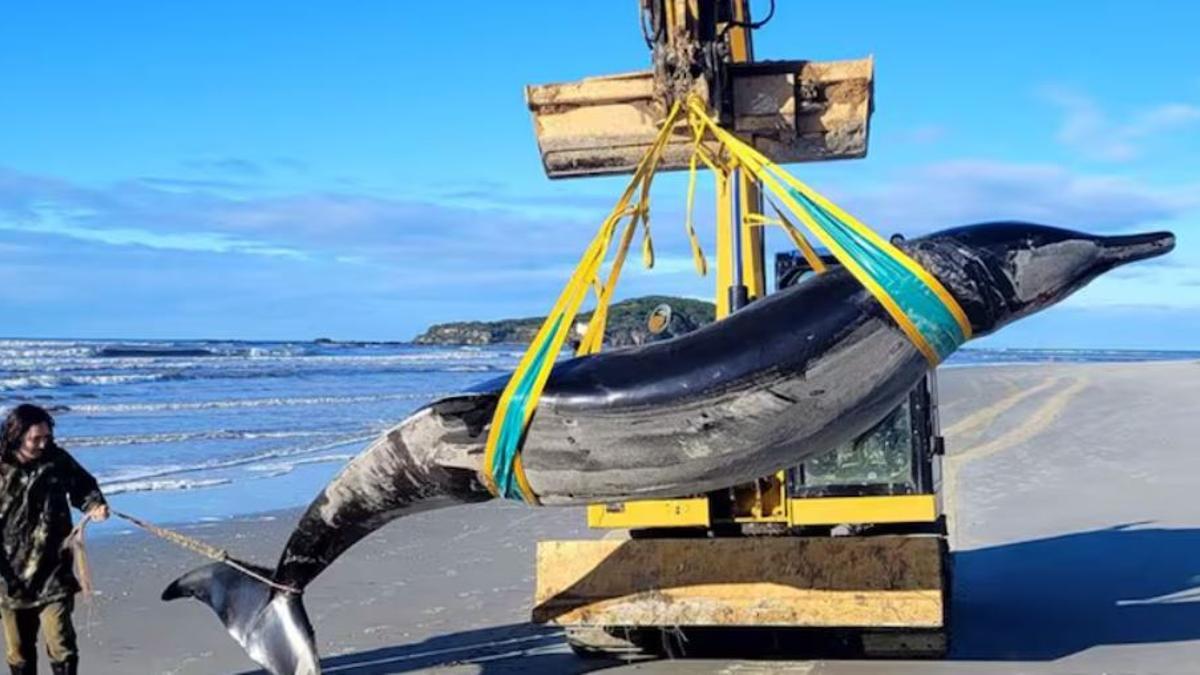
[{"x1": 526, "y1": 1, "x2": 949, "y2": 659}]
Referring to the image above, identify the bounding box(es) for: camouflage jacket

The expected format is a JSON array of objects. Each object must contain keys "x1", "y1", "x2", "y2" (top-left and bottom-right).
[{"x1": 0, "y1": 445, "x2": 106, "y2": 609}]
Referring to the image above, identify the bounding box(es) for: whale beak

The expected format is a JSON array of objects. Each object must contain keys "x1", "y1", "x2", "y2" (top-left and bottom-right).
[{"x1": 1100, "y1": 231, "x2": 1176, "y2": 266}]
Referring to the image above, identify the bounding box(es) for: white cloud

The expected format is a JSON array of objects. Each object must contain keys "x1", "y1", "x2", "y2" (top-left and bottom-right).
[
  {"x1": 0, "y1": 166, "x2": 606, "y2": 269},
  {"x1": 1040, "y1": 86, "x2": 1200, "y2": 162},
  {"x1": 835, "y1": 159, "x2": 1198, "y2": 234},
  {"x1": 1, "y1": 160, "x2": 1194, "y2": 341},
  {"x1": 0, "y1": 204, "x2": 307, "y2": 259},
  {"x1": 180, "y1": 156, "x2": 264, "y2": 177},
  {"x1": 1061, "y1": 271, "x2": 1200, "y2": 310},
  {"x1": 898, "y1": 124, "x2": 948, "y2": 145},
  {"x1": 765, "y1": 158, "x2": 1199, "y2": 318}
]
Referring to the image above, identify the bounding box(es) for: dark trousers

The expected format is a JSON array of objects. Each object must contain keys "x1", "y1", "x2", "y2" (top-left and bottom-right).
[{"x1": 0, "y1": 598, "x2": 76, "y2": 670}]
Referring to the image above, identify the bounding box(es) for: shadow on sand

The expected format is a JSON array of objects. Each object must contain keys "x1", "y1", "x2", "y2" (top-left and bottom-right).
[
  {"x1": 238, "y1": 524, "x2": 1200, "y2": 672},
  {"x1": 235, "y1": 622, "x2": 618, "y2": 674},
  {"x1": 952, "y1": 523, "x2": 1200, "y2": 660}
]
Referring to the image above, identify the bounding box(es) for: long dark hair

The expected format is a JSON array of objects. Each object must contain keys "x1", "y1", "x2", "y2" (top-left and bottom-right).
[{"x1": 2, "y1": 404, "x2": 55, "y2": 457}]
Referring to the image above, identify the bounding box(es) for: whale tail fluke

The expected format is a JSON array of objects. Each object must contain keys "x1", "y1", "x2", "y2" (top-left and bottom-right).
[{"x1": 163, "y1": 562, "x2": 320, "y2": 675}]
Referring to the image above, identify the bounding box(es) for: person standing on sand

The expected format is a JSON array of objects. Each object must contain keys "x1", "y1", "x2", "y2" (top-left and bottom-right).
[{"x1": 0, "y1": 405, "x2": 108, "y2": 675}]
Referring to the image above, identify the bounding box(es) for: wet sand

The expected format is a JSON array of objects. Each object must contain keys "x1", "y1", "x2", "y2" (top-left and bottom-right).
[{"x1": 67, "y1": 360, "x2": 1200, "y2": 674}]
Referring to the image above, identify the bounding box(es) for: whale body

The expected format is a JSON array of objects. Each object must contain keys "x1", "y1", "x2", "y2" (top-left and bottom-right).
[{"x1": 163, "y1": 222, "x2": 1175, "y2": 674}]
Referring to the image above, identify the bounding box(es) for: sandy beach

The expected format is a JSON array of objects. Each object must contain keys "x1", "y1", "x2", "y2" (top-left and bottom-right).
[{"x1": 66, "y1": 360, "x2": 1200, "y2": 674}]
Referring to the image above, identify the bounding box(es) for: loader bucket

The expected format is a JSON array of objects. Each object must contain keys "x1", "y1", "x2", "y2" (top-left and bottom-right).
[{"x1": 526, "y1": 57, "x2": 874, "y2": 179}]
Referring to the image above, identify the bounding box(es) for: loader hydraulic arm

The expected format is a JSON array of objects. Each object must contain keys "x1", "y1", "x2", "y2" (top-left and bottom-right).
[{"x1": 640, "y1": 0, "x2": 768, "y2": 124}]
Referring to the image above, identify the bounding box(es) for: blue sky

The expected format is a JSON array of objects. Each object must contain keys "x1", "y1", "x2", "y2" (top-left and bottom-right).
[{"x1": 1, "y1": 1, "x2": 1196, "y2": 348}]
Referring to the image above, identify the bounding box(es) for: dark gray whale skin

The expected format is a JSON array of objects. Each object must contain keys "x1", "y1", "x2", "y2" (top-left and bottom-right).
[{"x1": 163, "y1": 222, "x2": 1174, "y2": 674}]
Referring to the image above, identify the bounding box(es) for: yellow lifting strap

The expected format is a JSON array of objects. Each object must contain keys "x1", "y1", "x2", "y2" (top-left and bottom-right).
[
  {"x1": 685, "y1": 96, "x2": 973, "y2": 364},
  {"x1": 481, "y1": 102, "x2": 684, "y2": 502},
  {"x1": 744, "y1": 210, "x2": 827, "y2": 275}
]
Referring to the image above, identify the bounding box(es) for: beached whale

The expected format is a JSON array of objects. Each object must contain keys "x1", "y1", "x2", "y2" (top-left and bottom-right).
[{"x1": 162, "y1": 222, "x2": 1174, "y2": 674}]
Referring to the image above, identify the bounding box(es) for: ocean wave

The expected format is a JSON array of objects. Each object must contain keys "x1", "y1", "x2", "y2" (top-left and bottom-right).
[
  {"x1": 0, "y1": 359, "x2": 502, "y2": 377},
  {"x1": 62, "y1": 428, "x2": 331, "y2": 448},
  {"x1": 0, "y1": 340, "x2": 94, "y2": 347},
  {"x1": 62, "y1": 392, "x2": 442, "y2": 414},
  {"x1": 0, "y1": 357, "x2": 506, "y2": 389},
  {"x1": 94, "y1": 433, "x2": 377, "y2": 486},
  {"x1": 96, "y1": 343, "x2": 314, "y2": 359},
  {"x1": 0, "y1": 372, "x2": 180, "y2": 391},
  {"x1": 0, "y1": 354, "x2": 379, "y2": 372},
  {"x1": 949, "y1": 348, "x2": 1200, "y2": 366},
  {"x1": 0, "y1": 340, "x2": 321, "y2": 362},
  {"x1": 101, "y1": 478, "x2": 232, "y2": 495},
  {"x1": 0, "y1": 347, "x2": 99, "y2": 360},
  {"x1": 96, "y1": 346, "x2": 221, "y2": 358},
  {"x1": 2, "y1": 347, "x2": 510, "y2": 366},
  {"x1": 244, "y1": 453, "x2": 356, "y2": 477}
]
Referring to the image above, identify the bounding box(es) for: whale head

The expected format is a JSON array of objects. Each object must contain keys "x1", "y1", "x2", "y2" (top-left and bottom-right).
[{"x1": 906, "y1": 222, "x2": 1175, "y2": 337}]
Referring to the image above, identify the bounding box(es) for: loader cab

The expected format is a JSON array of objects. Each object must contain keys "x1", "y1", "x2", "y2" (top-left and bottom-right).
[
  {"x1": 693, "y1": 251, "x2": 945, "y2": 533},
  {"x1": 776, "y1": 251, "x2": 943, "y2": 517}
]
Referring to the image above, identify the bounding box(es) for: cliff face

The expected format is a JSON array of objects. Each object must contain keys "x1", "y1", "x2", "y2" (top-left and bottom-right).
[
  {"x1": 414, "y1": 322, "x2": 540, "y2": 346},
  {"x1": 413, "y1": 296, "x2": 715, "y2": 346}
]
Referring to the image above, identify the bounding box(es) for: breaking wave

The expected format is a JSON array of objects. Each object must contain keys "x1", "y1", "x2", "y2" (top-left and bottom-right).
[
  {"x1": 0, "y1": 373, "x2": 180, "y2": 391},
  {"x1": 0, "y1": 339, "x2": 519, "y2": 520},
  {"x1": 94, "y1": 433, "x2": 376, "y2": 486},
  {"x1": 102, "y1": 478, "x2": 233, "y2": 495},
  {"x1": 243, "y1": 453, "x2": 358, "y2": 478},
  {"x1": 63, "y1": 429, "x2": 331, "y2": 448},
  {"x1": 61, "y1": 392, "x2": 442, "y2": 414}
]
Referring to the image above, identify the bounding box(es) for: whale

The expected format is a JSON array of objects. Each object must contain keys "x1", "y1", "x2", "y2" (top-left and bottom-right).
[{"x1": 162, "y1": 222, "x2": 1175, "y2": 674}]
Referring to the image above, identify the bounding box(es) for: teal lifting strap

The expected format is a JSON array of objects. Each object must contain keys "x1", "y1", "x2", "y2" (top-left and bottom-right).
[{"x1": 789, "y1": 190, "x2": 968, "y2": 361}]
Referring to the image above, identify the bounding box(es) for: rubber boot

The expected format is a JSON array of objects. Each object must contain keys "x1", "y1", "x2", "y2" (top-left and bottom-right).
[{"x1": 49, "y1": 658, "x2": 77, "y2": 675}]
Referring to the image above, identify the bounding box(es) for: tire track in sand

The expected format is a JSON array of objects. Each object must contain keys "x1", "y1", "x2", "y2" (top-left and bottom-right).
[
  {"x1": 942, "y1": 376, "x2": 1062, "y2": 441},
  {"x1": 944, "y1": 376, "x2": 1090, "y2": 548}
]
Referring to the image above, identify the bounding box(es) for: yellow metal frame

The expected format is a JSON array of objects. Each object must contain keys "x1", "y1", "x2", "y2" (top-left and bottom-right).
[
  {"x1": 585, "y1": 494, "x2": 939, "y2": 530},
  {"x1": 586, "y1": 498, "x2": 711, "y2": 529},
  {"x1": 788, "y1": 495, "x2": 938, "y2": 526},
  {"x1": 534, "y1": 537, "x2": 947, "y2": 628},
  {"x1": 714, "y1": 167, "x2": 735, "y2": 318}
]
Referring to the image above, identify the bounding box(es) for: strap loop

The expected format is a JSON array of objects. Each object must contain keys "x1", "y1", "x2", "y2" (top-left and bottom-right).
[{"x1": 482, "y1": 103, "x2": 685, "y2": 502}]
